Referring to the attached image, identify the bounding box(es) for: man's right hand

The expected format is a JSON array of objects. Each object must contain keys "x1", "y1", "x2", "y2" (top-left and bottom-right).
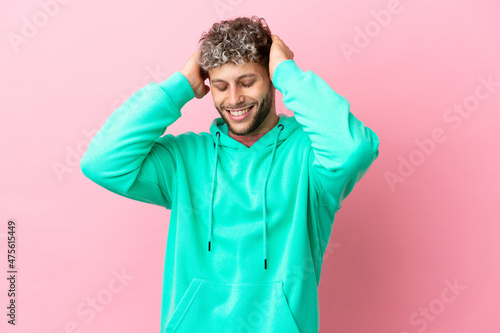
[{"x1": 180, "y1": 48, "x2": 210, "y2": 99}]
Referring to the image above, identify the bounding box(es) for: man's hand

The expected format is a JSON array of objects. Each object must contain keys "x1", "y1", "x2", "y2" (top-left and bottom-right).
[
  {"x1": 269, "y1": 34, "x2": 294, "y2": 83},
  {"x1": 180, "y1": 48, "x2": 210, "y2": 99}
]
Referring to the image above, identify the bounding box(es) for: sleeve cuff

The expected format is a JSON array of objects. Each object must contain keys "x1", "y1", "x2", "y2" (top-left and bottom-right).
[
  {"x1": 156, "y1": 71, "x2": 195, "y2": 111},
  {"x1": 272, "y1": 59, "x2": 307, "y2": 94}
]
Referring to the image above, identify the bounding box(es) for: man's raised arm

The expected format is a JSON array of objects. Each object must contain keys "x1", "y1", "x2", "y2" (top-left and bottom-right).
[
  {"x1": 269, "y1": 35, "x2": 380, "y2": 214},
  {"x1": 80, "y1": 49, "x2": 209, "y2": 208}
]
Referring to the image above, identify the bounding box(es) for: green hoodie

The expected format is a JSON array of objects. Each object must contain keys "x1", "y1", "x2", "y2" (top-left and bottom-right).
[{"x1": 80, "y1": 59, "x2": 380, "y2": 333}]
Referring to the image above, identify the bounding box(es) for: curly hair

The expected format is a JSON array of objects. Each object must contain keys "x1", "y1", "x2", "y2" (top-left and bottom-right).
[{"x1": 198, "y1": 16, "x2": 272, "y2": 74}]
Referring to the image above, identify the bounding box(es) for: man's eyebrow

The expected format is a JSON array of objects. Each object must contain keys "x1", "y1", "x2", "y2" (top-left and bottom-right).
[{"x1": 211, "y1": 73, "x2": 258, "y2": 83}]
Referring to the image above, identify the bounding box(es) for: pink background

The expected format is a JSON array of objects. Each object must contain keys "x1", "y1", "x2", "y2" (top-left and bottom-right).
[{"x1": 1, "y1": 0, "x2": 499, "y2": 332}]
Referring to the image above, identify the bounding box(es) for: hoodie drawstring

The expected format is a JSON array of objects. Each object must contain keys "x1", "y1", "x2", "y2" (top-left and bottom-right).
[
  {"x1": 208, "y1": 131, "x2": 221, "y2": 252},
  {"x1": 208, "y1": 124, "x2": 285, "y2": 270},
  {"x1": 262, "y1": 124, "x2": 284, "y2": 269}
]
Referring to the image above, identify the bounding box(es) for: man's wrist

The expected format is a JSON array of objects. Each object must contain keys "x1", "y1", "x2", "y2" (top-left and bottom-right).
[
  {"x1": 158, "y1": 71, "x2": 195, "y2": 110},
  {"x1": 272, "y1": 59, "x2": 305, "y2": 94},
  {"x1": 179, "y1": 70, "x2": 196, "y2": 91}
]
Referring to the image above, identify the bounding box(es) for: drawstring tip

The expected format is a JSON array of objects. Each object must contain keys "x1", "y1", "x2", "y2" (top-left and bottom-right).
[
  {"x1": 264, "y1": 259, "x2": 267, "y2": 270},
  {"x1": 208, "y1": 241, "x2": 211, "y2": 251}
]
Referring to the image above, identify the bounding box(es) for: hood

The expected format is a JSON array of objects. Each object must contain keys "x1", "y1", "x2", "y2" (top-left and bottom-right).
[
  {"x1": 207, "y1": 113, "x2": 301, "y2": 269},
  {"x1": 209, "y1": 113, "x2": 300, "y2": 150}
]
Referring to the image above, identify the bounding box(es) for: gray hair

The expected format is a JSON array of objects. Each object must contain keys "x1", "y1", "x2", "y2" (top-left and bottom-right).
[{"x1": 198, "y1": 16, "x2": 273, "y2": 73}]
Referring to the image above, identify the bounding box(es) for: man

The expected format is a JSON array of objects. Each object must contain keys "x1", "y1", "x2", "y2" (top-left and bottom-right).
[{"x1": 80, "y1": 16, "x2": 379, "y2": 333}]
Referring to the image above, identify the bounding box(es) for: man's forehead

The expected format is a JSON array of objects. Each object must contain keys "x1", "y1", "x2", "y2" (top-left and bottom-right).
[
  {"x1": 209, "y1": 62, "x2": 264, "y2": 83},
  {"x1": 210, "y1": 73, "x2": 258, "y2": 83}
]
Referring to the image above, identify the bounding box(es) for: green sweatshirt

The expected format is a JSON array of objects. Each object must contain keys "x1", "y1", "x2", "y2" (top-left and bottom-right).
[{"x1": 80, "y1": 59, "x2": 380, "y2": 333}]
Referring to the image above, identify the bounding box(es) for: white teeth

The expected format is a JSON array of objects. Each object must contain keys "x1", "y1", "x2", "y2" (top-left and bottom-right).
[{"x1": 228, "y1": 106, "x2": 252, "y2": 116}]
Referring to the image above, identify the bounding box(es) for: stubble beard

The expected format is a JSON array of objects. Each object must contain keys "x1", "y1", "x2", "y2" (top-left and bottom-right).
[{"x1": 217, "y1": 87, "x2": 275, "y2": 136}]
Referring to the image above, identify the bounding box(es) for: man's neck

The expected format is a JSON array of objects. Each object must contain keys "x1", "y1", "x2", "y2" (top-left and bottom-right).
[{"x1": 229, "y1": 131, "x2": 267, "y2": 148}]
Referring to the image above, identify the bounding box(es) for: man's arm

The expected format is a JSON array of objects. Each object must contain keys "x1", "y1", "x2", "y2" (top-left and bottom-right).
[
  {"x1": 272, "y1": 58, "x2": 380, "y2": 244},
  {"x1": 80, "y1": 48, "x2": 209, "y2": 208},
  {"x1": 80, "y1": 71, "x2": 195, "y2": 208},
  {"x1": 272, "y1": 58, "x2": 380, "y2": 251},
  {"x1": 273, "y1": 59, "x2": 379, "y2": 206}
]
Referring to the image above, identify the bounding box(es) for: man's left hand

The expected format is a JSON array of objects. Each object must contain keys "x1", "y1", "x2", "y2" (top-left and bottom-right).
[{"x1": 269, "y1": 34, "x2": 294, "y2": 83}]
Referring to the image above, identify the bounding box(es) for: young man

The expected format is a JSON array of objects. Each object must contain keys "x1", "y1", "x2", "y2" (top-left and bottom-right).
[{"x1": 81, "y1": 16, "x2": 380, "y2": 333}]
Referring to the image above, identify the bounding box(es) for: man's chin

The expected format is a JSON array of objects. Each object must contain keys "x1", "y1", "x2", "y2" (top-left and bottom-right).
[{"x1": 225, "y1": 119, "x2": 254, "y2": 136}]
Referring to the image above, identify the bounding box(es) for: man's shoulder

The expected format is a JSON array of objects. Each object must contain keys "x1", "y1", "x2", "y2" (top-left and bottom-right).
[
  {"x1": 156, "y1": 130, "x2": 212, "y2": 150},
  {"x1": 281, "y1": 115, "x2": 310, "y2": 142}
]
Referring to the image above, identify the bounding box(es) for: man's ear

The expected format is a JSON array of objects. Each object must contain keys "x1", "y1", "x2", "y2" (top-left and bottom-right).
[
  {"x1": 207, "y1": 69, "x2": 213, "y2": 83},
  {"x1": 268, "y1": 72, "x2": 276, "y2": 89},
  {"x1": 202, "y1": 65, "x2": 212, "y2": 79}
]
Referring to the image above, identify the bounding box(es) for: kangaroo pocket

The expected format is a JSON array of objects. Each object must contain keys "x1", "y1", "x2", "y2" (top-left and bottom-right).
[{"x1": 165, "y1": 278, "x2": 301, "y2": 333}]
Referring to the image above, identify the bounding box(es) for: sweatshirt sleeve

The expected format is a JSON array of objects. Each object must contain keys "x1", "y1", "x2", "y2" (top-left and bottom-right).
[
  {"x1": 272, "y1": 59, "x2": 380, "y2": 212},
  {"x1": 80, "y1": 71, "x2": 195, "y2": 209}
]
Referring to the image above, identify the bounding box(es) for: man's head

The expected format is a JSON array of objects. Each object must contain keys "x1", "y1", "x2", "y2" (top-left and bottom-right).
[{"x1": 198, "y1": 16, "x2": 278, "y2": 137}]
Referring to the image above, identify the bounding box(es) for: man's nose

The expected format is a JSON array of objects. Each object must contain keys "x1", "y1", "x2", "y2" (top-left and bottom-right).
[{"x1": 228, "y1": 86, "x2": 244, "y2": 106}]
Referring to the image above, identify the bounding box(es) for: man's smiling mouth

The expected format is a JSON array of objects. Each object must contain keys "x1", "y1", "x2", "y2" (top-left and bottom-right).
[{"x1": 226, "y1": 105, "x2": 254, "y2": 117}]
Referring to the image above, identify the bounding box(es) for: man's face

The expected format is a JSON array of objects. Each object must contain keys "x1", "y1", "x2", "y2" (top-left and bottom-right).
[{"x1": 208, "y1": 61, "x2": 276, "y2": 136}]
